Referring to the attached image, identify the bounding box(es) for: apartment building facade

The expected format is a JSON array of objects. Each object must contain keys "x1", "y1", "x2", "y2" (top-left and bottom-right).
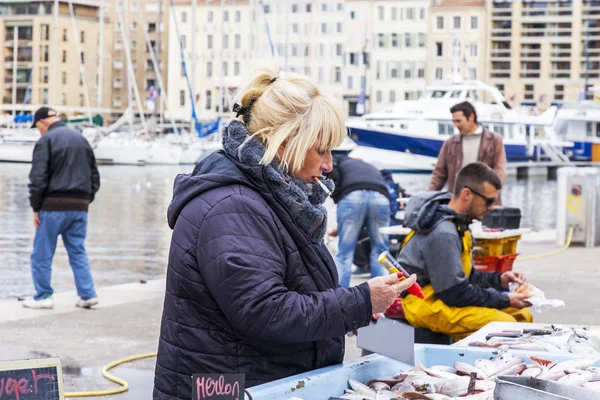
[
  {"x1": 369, "y1": 0, "x2": 430, "y2": 112},
  {"x1": 107, "y1": 0, "x2": 169, "y2": 120},
  {"x1": 488, "y1": 0, "x2": 600, "y2": 105},
  {"x1": 0, "y1": 1, "x2": 113, "y2": 115},
  {"x1": 427, "y1": 0, "x2": 487, "y2": 84}
]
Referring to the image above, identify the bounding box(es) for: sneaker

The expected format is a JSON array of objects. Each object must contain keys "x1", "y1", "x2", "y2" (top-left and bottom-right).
[
  {"x1": 351, "y1": 265, "x2": 370, "y2": 275},
  {"x1": 76, "y1": 297, "x2": 98, "y2": 309},
  {"x1": 21, "y1": 296, "x2": 54, "y2": 310}
]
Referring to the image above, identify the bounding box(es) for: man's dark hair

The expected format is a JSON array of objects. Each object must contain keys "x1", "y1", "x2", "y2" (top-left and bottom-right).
[
  {"x1": 450, "y1": 101, "x2": 478, "y2": 124},
  {"x1": 453, "y1": 162, "x2": 501, "y2": 196}
]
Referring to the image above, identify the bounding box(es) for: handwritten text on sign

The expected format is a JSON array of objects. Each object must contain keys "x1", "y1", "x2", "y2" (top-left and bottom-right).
[
  {"x1": 192, "y1": 374, "x2": 244, "y2": 400},
  {"x1": 0, "y1": 368, "x2": 58, "y2": 400}
]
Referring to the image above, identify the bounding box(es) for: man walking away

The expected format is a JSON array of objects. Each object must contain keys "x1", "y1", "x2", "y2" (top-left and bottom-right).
[
  {"x1": 428, "y1": 101, "x2": 507, "y2": 197},
  {"x1": 23, "y1": 107, "x2": 100, "y2": 309},
  {"x1": 327, "y1": 154, "x2": 392, "y2": 288}
]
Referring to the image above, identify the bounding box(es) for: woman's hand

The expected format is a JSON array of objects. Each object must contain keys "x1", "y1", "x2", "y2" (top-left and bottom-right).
[{"x1": 367, "y1": 273, "x2": 417, "y2": 314}]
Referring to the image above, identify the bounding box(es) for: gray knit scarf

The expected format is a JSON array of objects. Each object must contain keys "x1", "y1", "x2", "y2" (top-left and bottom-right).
[{"x1": 222, "y1": 120, "x2": 334, "y2": 243}]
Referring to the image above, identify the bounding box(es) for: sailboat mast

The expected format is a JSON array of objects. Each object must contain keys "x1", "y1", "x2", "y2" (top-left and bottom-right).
[
  {"x1": 191, "y1": 0, "x2": 197, "y2": 133},
  {"x1": 52, "y1": 0, "x2": 58, "y2": 106},
  {"x1": 68, "y1": 1, "x2": 93, "y2": 124},
  {"x1": 124, "y1": 0, "x2": 134, "y2": 132},
  {"x1": 97, "y1": 0, "x2": 105, "y2": 110},
  {"x1": 155, "y1": 0, "x2": 162, "y2": 121}
]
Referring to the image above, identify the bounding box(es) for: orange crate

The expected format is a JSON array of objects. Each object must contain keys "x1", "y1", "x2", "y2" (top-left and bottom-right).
[{"x1": 473, "y1": 253, "x2": 518, "y2": 273}]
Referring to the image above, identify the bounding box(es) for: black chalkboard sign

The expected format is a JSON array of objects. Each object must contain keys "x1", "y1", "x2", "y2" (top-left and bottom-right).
[
  {"x1": 192, "y1": 374, "x2": 244, "y2": 400},
  {"x1": 0, "y1": 358, "x2": 63, "y2": 400}
]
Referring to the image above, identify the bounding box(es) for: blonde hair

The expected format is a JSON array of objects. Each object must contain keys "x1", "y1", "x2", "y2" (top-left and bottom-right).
[{"x1": 233, "y1": 63, "x2": 346, "y2": 175}]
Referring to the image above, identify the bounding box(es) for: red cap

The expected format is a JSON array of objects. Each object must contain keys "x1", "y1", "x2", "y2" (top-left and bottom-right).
[{"x1": 407, "y1": 282, "x2": 425, "y2": 299}]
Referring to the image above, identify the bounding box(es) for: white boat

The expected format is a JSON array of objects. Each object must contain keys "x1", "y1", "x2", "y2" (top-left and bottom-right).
[
  {"x1": 0, "y1": 128, "x2": 39, "y2": 163},
  {"x1": 346, "y1": 77, "x2": 573, "y2": 171},
  {"x1": 553, "y1": 102, "x2": 600, "y2": 161}
]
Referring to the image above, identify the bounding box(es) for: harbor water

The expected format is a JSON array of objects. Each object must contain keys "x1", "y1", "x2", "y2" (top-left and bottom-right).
[{"x1": 0, "y1": 163, "x2": 557, "y2": 299}]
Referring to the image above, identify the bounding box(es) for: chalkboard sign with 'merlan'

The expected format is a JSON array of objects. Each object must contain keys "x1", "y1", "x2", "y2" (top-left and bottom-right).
[
  {"x1": 0, "y1": 358, "x2": 63, "y2": 400},
  {"x1": 192, "y1": 374, "x2": 244, "y2": 400}
]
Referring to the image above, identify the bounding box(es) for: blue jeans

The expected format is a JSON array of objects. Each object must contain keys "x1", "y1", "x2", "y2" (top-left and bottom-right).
[
  {"x1": 30, "y1": 211, "x2": 97, "y2": 301},
  {"x1": 335, "y1": 190, "x2": 390, "y2": 288}
]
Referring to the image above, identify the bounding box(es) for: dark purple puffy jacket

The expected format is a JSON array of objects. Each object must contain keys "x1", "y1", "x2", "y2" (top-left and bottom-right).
[{"x1": 153, "y1": 151, "x2": 372, "y2": 399}]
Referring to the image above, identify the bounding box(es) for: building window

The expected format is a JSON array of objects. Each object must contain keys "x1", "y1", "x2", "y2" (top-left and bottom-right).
[
  {"x1": 131, "y1": 40, "x2": 137, "y2": 50},
  {"x1": 436, "y1": 16, "x2": 444, "y2": 30},
  {"x1": 180, "y1": 90, "x2": 185, "y2": 106},
  {"x1": 61, "y1": 93, "x2": 66, "y2": 105},
  {"x1": 80, "y1": 31, "x2": 84, "y2": 43},
  {"x1": 469, "y1": 43, "x2": 478, "y2": 57},
  {"x1": 223, "y1": 62, "x2": 228, "y2": 76},
  {"x1": 180, "y1": 63, "x2": 185, "y2": 77},
  {"x1": 305, "y1": 45, "x2": 310, "y2": 56},
  {"x1": 223, "y1": 34, "x2": 228, "y2": 49},
  {"x1": 207, "y1": 61, "x2": 212, "y2": 77},
  {"x1": 336, "y1": 44, "x2": 342, "y2": 56},
  {"x1": 338, "y1": 2, "x2": 343, "y2": 11},
  {"x1": 420, "y1": 7, "x2": 425, "y2": 19},
  {"x1": 322, "y1": 3, "x2": 327, "y2": 11},
  {"x1": 469, "y1": 68, "x2": 477, "y2": 80},
  {"x1": 378, "y1": 33, "x2": 386, "y2": 48},
  {"x1": 405, "y1": 34, "x2": 412, "y2": 48},
  {"x1": 292, "y1": 24, "x2": 299, "y2": 33},
  {"x1": 392, "y1": 7, "x2": 397, "y2": 20},
  {"x1": 418, "y1": 33, "x2": 426, "y2": 47},
  {"x1": 471, "y1": 16, "x2": 478, "y2": 29},
  {"x1": 62, "y1": 71, "x2": 66, "y2": 84},
  {"x1": 132, "y1": 22, "x2": 138, "y2": 31},
  {"x1": 376, "y1": 90, "x2": 382, "y2": 103},
  {"x1": 207, "y1": 35, "x2": 213, "y2": 49},
  {"x1": 147, "y1": 22, "x2": 155, "y2": 32},
  {"x1": 555, "y1": 84, "x2": 564, "y2": 100},
  {"x1": 319, "y1": 43, "x2": 325, "y2": 57},
  {"x1": 391, "y1": 33, "x2": 399, "y2": 47},
  {"x1": 334, "y1": 67, "x2": 341, "y2": 82},
  {"x1": 292, "y1": 45, "x2": 298, "y2": 57},
  {"x1": 390, "y1": 91, "x2": 396, "y2": 103},
  {"x1": 407, "y1": 8, "x2": 415, "y2": 20},
  {"x1": 63, "y1": 29, "x2": 67, "y2": 42},
  {"x1": 436, "y1": 42, "x2": 443, "y2": 57},
  {"x1": 205, "y1": 90, "x2": 212, "y2": 109},
  {"x1": 181, "y1": 36, "x2": 186, "y2": 49},
  {"x1": 318, "y1": 67, "x2": 324, "y2": 83},
  {"x1": 350, "y1": 10, "x2": 355, "y2": 19},
  {"x1": 79, "y1": 94, "x2": 84, "y2": 106},
  {"x1": 418, "y1": 68, "x2": 425, "y2": 78},
  {"x1": 378, "y1": 6, "x2": 384, "y2": 20},
  {"x1": 236, "y1": 11, "x2": 241, "y2": 21},
  {"x1": 321, "y1": 23, "x2": 327, "y2": 33},
  {"x1": 347, "y1": 76, "x2": 353, "y2": 89},
  {"x1": 404, "y1": 68, "x2": 411, "y2": 78},
  {"x1": 62, "y1": 50, "x2": 67, "y2": 63},
  {"x1": 349, "y1": 52, "x2": 358, "y2": 65},
  {"x1": 391, "y1": 65, "x2": 398, "y2": 78},
  {"x1": 524, "y1": 84, "x2": 534, "y2": 100},
  {"x1": 337, "y1": 22, "x2": 342, "y2": 33},
  {"x1": 453, "y1": 16, "x2": 461, "y2": 29},
  {"x1": 208, "y1": 11, "x2": 213, "y2": 21},
  {"x1": 181, "y1": 11, "x2": 187, "y2": 22},
  {"x1": 224, "y1": 11, "x2": 229, "y2": 21},
  {"x1": 80, "y1": 52, "x2": 84, "y2": 64},
  {"x1": 292, "y1": 4, "x2": 298, "y2": 13},
  {"x1": 235, "y1": 34, "x2": 241, "y2": 48},
  {"x1": 306, "y1": 4, "x2": 312, "y2": 12},
  {"x1": 234, "y1": 61, "x2": 240, "y2": 76},
  {"x1": 435, "y1": 67, "x2": 443, "y2": 80},
  {"x1": 263, "y1": 5, "x2": 270, "y2": 13}
]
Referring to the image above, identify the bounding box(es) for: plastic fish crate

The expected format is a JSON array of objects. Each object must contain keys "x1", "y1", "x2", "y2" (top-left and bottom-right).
[
  {"x1": 473, "y1": 253, "x2": 518, "y2": 273},
  {"x1": 246, "y1": 345, "x2": 600, "y2": 400},
  {"x1": 473, "y1": 236, "x2": 520, "y2": 257}
]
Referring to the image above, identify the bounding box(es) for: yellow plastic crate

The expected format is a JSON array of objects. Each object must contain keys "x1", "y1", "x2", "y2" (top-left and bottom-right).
[{"x1": 473, "y1": 236, "x2": 521, "y2": 257}]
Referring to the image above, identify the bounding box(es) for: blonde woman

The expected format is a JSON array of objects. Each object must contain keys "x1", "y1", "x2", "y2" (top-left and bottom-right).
[{"x1": 153, "y1": 64, "x2": 416, "y2": 399}]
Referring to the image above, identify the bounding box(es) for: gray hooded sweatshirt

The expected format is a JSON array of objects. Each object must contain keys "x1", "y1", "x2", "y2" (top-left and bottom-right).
[{"x1": 397, "y1": 192, "x2": 510, "y2": 309}]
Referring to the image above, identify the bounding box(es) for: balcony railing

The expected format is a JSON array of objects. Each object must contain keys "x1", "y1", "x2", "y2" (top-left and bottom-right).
[
  {"x1": 551, "y1": 71, "x2": 571, "y2": 78},
  {"x1": 520, "y1": 51, "x2": 541, "y2": 58},
  {"x1": 520, "y1": 72, "x2": 540, "y2": 78}
]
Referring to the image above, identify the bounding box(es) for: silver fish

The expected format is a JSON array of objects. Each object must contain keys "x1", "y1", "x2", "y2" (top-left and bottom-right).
[
  {"x1": 348, "y1": 379, "x2": 376, "y2": 399},
  {"x1": 454, "y1": 361, "x2": 487, "y2": 380},
  {"x1": 557, "y1": 371, "x2": 594, "y2": 386}
]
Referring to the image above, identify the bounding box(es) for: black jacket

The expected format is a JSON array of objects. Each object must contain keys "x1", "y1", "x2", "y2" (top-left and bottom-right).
[
  {"x1": 153, "y1": 151, "x2": 372, "y2": 399},
  {"x1": 327, "y1": 154, "x2": 391, "y2": 204},
  {"x1": 28, "y1": 121, "x2": 100, "y2": 211}
]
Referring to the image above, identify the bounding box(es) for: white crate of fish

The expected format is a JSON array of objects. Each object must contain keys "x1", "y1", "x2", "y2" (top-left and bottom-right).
[
  {"x1": 454, "y1": 322, "x2": 600, "y2": 356},
  {"x1": 246, "y1": 344, "x2": 600, "y2": 400}
]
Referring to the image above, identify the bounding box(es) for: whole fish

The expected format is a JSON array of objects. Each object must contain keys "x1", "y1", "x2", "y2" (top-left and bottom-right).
[
  {"x1": 520, "y1": 366, "x2": 543, "y2": 378},
  {"x1": 454, "y1": 361, "x2": 487, "y2": 380},
  {"x1": 487, "y1": 356, "x2": 524, "y2": 379},
  {"x1": 557, "y1": 371, "x2": 593, "y2": 386},
  {"x1": 549, "y1": 358, "x2": 599, "y2": 373},
  {"x1": 348, "y1": 379, "x2": 376, "y2": 399}
]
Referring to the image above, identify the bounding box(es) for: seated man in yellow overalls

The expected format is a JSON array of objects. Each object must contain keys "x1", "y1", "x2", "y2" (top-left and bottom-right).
[{"x1": 398, "y1": 162, "x2": 532, "y2": 341}]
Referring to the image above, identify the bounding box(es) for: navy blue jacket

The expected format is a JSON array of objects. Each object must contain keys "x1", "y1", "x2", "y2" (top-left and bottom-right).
[
  {"x1": 327, "y1": 154, "x2": 390, "y2": 204},
  {"x1": 153, "y1": 151, "x2": 372, "y2": 399}
]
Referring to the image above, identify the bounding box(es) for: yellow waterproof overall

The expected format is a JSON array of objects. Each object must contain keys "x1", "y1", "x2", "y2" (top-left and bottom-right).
[{"x1": 401, "y1": 229, "x2": 532, "y2": 341}]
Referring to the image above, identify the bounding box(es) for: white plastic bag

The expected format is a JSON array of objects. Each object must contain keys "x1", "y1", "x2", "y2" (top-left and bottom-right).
[{"x1": 509, "y1": 282, "x2": 565, "y2": 312}]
